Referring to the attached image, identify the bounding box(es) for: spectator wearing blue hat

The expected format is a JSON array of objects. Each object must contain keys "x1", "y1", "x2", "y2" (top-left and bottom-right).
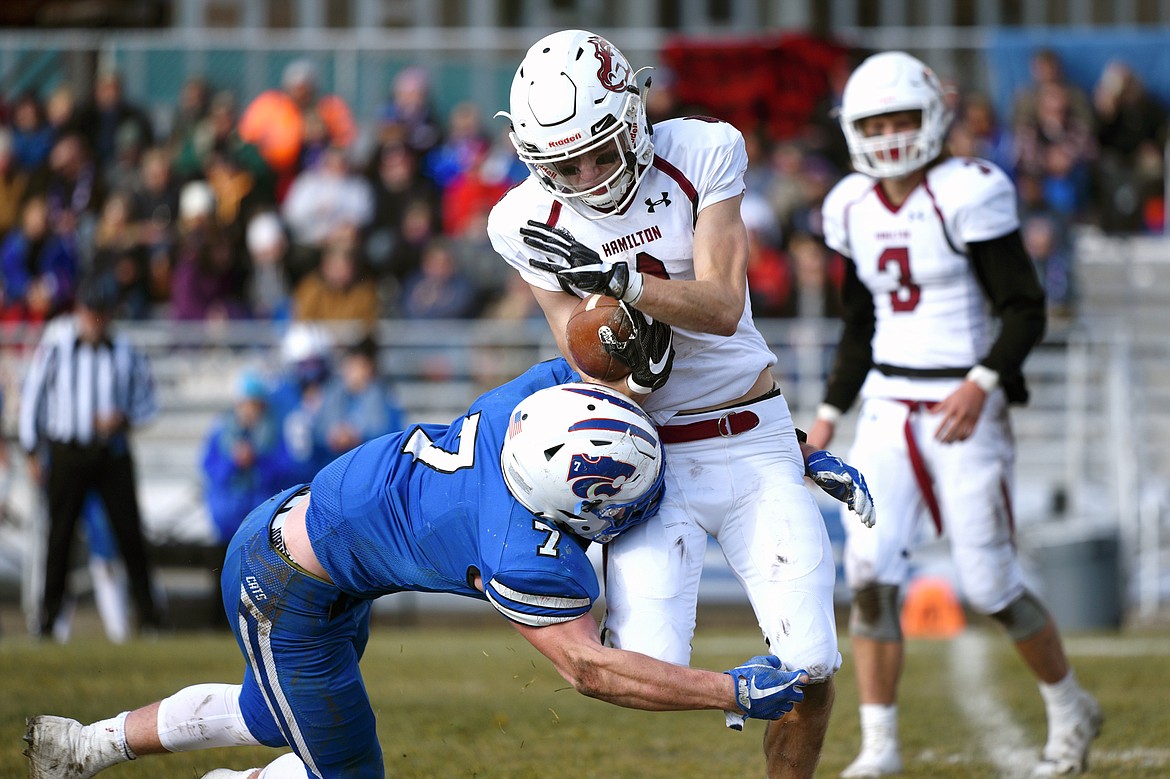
[{"x1": 200, "y1": 369, "x2": 294, "y2": 544}]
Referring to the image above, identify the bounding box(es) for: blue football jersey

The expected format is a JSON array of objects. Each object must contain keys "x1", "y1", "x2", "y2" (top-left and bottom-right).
[{"x1": 304, "y1": 358, "x2": 599, "y2": 626}]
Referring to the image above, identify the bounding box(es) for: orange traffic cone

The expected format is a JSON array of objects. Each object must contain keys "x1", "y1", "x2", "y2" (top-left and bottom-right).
[{"x1": 901, "y1": 576, "x2": 966, "y2": 639}]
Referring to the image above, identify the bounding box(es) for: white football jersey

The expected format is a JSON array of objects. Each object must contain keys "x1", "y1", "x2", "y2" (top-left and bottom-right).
[
  {"x1": 821, "y1": 156, "x2": 1019, "y2": 402},
  {"x1": 489, "y1": 117, "x2": 776, "y2": 421}
]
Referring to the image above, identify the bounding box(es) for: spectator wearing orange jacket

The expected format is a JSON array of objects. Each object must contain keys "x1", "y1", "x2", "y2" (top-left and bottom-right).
[{"x1": 237, "y1": 59, "x2": 356, "y2": 195}]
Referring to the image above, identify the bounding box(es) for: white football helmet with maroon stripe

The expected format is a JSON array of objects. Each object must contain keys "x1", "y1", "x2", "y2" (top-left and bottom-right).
[
  {"x1": 500, "y1": 29, "x2": 654, "y2": 220},
  {"x1": 839, "y1": 51, "x2": 952, "y2": 179}
]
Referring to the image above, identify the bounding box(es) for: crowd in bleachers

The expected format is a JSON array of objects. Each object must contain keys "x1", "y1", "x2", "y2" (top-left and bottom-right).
[
  {"x1": 0, "y1": 59, "x2": 534, "y2": 335},
  {"x1": 1, "y1": 44, "x2": 1166, "y2": 636},
  {"x1": 734, "y1": 47, "x2": 1167, "y2": 323},
  {"x1": 0, "y1": 47, "x2": 1165, "y2": 335}
]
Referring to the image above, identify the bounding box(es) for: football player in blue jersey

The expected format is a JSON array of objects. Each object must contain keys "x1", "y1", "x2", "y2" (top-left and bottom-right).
[{"x1": 25, "y1": 357, "x2": 871, "y2": 779}]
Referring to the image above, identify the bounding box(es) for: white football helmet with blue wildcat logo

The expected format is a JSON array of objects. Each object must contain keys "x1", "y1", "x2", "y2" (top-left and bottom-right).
[
  {"x1": 501, "y1": 382, "x2": 664, "y2": 543},
  {"x1": 499, "y1": 29, "x2": 654, "y2": 220}
]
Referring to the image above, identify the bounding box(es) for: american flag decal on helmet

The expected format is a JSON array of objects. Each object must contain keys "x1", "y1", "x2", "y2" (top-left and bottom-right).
[{"x1": 508, "y1": 408, "x2": 524, "y2": 439}]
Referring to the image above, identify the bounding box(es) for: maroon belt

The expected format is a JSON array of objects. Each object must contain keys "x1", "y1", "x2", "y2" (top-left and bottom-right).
[{"x1": 658, "y1": 410, "x2": 760, "y2": 444}]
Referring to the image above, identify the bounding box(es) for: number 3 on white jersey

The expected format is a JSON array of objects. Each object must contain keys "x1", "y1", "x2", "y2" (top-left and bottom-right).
[{"x1": 878, "y1": 247, "x2": 921, "y2": 312}]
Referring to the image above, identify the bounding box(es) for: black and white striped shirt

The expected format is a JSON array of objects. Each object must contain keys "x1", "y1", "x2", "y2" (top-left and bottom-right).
[{"x1": 19, "y1": 315, "x2": 157, "y2": 452}]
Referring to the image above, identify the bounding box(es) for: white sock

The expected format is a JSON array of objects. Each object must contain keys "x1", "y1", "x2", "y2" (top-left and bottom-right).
[
  {"x1": 158, "y1": 684, "x2": 261, "y2": 752},
  {"x1": 88, "y1": 711, "x2": 136, "y2": 766},
  {"x1": 257, "y1": 752, "x2": 311, "y2": 778},
  {"x1": 859, "y1": 703, "x2": 898, "y2": 744},
  {"x1": 1038, "y1": 670, "x2": 1081, "y2": 717}
]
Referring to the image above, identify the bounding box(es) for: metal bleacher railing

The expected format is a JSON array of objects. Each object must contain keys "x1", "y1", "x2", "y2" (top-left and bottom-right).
[
  {"x1": 0, "y1": 316, "x2": 1109, "y2": 522},
  {"x1": 0, "y1": 290, "x2": 1165, "y2": 625},
  {"x1": 0, "y1": 315, "x2": 1136, "y2": 544}
]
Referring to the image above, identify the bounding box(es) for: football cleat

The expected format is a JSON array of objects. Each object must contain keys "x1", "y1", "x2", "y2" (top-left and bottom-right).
[
  {"x1": 840, "y1": 728, "x2": 902, "y2": 778},
  {"x1": 1031, "y1": 691, "x2": 1103, "y2": 777},
  {"x1": 200, "y1": 770, "x2": 262, "y2": 779},
  {"x1": 24, "y1": 716, "x2": 128, "y2": 779}
]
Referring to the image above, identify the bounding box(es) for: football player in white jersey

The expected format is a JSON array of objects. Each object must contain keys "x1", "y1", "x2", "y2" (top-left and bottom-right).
[
  {"x1": 488, "y1": 30, "x2": 874, "y2": 779},
  {"x1": 807, "y1": 51, "x2": 1102, "y2": 778}
]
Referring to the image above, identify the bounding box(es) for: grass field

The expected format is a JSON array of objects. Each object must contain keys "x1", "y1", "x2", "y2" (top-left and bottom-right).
[{"x1": 2, "y1": 611, "x2": 1169, "y2": 778}]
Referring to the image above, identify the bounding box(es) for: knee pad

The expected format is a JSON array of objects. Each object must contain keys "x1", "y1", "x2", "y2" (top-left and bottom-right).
[
  {"x1": 849, "y1": 584, "x2": 902, "y2": 642},
  {"x1": 158, "y1": 683, "x2": 260, "y2": 752},
  {"x1": 988, "y1": 590, "x2": 1050, "y2": 641}
]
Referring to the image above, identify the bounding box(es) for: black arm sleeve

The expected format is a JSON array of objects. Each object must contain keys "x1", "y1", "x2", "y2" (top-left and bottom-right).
[
  {"x1": 967, "y1": 229, "x2": 1047, "y2": 403},
  {"x1": 822, "y1": 255, "x2": 875, "y2": 413}
]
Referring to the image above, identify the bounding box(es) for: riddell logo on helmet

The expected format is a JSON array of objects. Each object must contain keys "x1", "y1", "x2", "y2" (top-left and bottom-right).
[{"x1": 548, "y1": 132, "x2": 582, "y2": 148}]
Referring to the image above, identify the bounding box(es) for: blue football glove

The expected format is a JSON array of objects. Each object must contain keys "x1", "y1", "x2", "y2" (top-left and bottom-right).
[
  {"x1": 806, "y1": 449, "x2": 876, "y2": 528},
  {"x1": 723, "y1": 655, "x2": 807, "y2": 730}
]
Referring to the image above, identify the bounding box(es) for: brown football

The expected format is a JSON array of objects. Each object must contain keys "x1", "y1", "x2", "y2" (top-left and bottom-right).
[{"x1": 565, "y1": 294, "x2": 634, "y2": 381}]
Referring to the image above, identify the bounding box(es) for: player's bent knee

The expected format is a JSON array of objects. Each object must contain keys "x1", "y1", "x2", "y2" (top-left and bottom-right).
[
  {"x1": 849, "y1": 583, "x2": 902, "y2": 642},
  {"x1": 988, "y1": 589, "x2": 1051, "y2": 641},
  {"x1": 158, "y1": 683, "x2": 260, "y2": 752},
  {"x1": 797, "y1": 660, "x2": 839, "y2": 685},
  {"x1": 794, "y1": 676, "x2": 834, "y2": 719},
  {"x1": 773, "y1": 641, "x2": 840, "y2": 684}
]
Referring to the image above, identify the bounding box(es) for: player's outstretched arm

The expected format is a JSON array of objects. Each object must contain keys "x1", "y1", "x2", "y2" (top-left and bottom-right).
[{"x1": 512, "y1": 613, "x2": 807, "y2": 720}]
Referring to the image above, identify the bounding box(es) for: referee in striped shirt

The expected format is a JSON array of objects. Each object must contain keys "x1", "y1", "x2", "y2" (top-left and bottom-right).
[{"x1": 19, "y1": 276, "x2": 163, "y2": 639}]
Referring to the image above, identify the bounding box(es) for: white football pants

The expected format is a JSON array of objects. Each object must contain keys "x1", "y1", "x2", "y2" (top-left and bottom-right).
[
  {"x1": 842, "y1": 392, "x2": 1024, "y2": 614},
  {"x1": 604, "y1": 391, "x2": 841, "y2": 682}
]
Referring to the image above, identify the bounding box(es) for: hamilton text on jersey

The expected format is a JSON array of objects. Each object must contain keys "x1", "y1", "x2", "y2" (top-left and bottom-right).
[{"x1": 601, "y1": 224, "x2": 663, "y2": 257}]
